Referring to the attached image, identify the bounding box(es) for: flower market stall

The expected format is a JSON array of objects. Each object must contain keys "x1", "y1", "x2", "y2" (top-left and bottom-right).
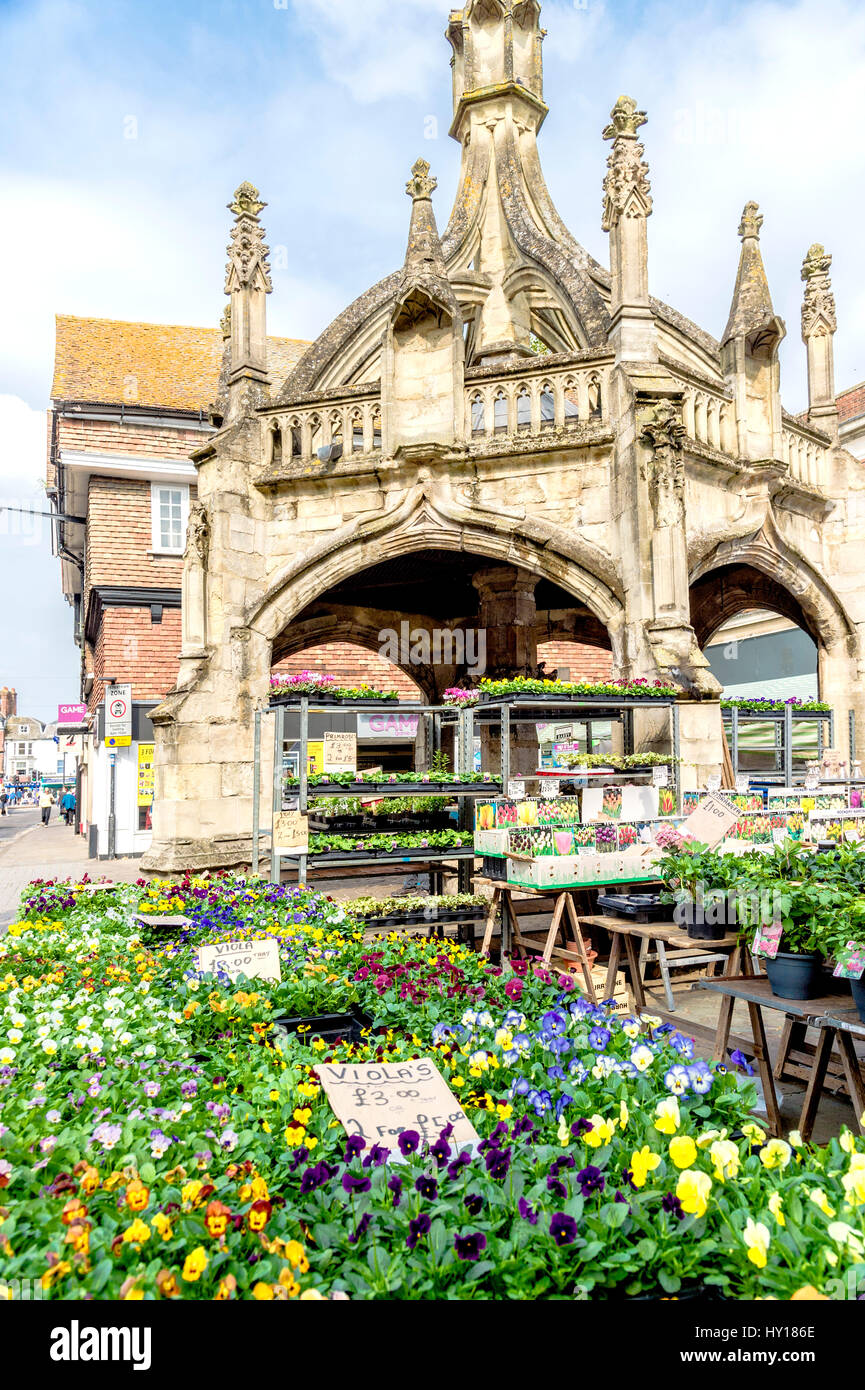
[{"x1": 1, "y1": 867, "x2": 864, "y2": 1305}]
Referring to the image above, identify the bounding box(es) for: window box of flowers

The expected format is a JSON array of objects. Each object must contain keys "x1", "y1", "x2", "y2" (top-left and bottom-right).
[
  {"x1": 721, "y1": 697, "x2": 832, "y2": 714},
  {"x1": 270, "y1": 672, "x2": 399, "y2": 705},
  {"x1": 445, "y1": 676, "x2": 683, "y2": 707},
  {"x1": 285, "y1": 770, "x2": 500, "y2": 797}
]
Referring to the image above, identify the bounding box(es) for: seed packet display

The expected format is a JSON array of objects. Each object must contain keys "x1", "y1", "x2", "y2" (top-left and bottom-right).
[
  {"x1": 850, "y1": 787, "x2": 864, "y2": 810},
  {"x1": 496, "y1": 801, "x2": 518, "y2": 828},
  {"x1": 682, "y1": 791, "x2": 702, "y2": 817},
  {"x1": 595, "y1": 824, "x2": 618, "y2": 855},
  {"x1": 475, "y1": 801, "x2": 498, "y2": 832},
  {"x1": 809, "y1": 809, "x2": 865, "y2": 844},
  {"x1": 730, "y1": 793, "x2": 764, "y2": 815},
  {"x1": 814, "y1": 792, "x2": 848, "y2": 812},
  {"x1": 582, "y1": 785, "x2": 660, "y2": 825},
  {"x1": 516, "y1": 800, "x2": 541, "y2": 827},
  {"x1": 617, "y1": 824, "x2": 639, "y2": 850},
  {"x1": 731, "y1": 815, "x2": 773, "y2": 844},
  {"x1": 601, "y1": 785, "x2": 623, "y2": 821},
  {"x1": 574, "y1": 825, "x2": 597, "y2": 851},
  {"x1": 537, "y1": 798, "x2": 582, "y2": 827},
  {"x1": 657, "y1": 786, "x2": 678, "y2": 818}
]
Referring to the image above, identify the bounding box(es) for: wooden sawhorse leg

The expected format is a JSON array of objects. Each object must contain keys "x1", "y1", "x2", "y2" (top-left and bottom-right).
[
  {"x1": 798, "y1": 1026, "x2": 836, "y2": 1143},
  {"x1": 835, "y1": 1031, "x2": 865, "y2": 1138}
]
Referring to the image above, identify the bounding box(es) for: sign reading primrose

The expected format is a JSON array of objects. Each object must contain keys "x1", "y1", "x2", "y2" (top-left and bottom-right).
[
  {"x1": 196, "y1": 938, "x2": 282, "y2": 984},
  {"x1": 317, "y1": 1058, "x2": 480, "y2": 1159}
]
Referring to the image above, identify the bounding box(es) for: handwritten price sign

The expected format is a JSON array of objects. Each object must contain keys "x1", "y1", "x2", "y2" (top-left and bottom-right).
[
  {"x1": 317, "y1": 1059, "x2": 480, "y2": 1158},
  {"x1": 196, "y1": 938, "x2": 282, "y2": 984}
]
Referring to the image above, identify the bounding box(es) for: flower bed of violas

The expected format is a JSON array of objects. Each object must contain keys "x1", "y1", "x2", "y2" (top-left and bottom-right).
[
  {"x1": 444, "y1": 677, "x2": 682, "y2": 707},
  {"x1": 721, "y1": 698, "x2": 831, "y2": 714},
  {"x1": 0, "y1": 876, "x2": 863, "y2": 1301}
]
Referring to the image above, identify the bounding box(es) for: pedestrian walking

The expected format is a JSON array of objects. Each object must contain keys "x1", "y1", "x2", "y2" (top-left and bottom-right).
[
  {"x1": 61, "y1": 788, "x2": 76, "y2": 827},
  {"x1": 39, "y1": 787, "x2": 54, "y2": 826},
  {"x1": 0, "y1": 789, "x2": 7, "y2": 816}
]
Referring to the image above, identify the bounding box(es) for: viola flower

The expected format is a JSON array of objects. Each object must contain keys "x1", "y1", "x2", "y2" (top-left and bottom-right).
[
  {"x1": 388, "y1": 1175, "x2": 403, "y2": 1208},
  {"x1": 676, "y1": 1170, "x2": 713, "y2": 1219},
  {"x1": 407, "y1": 1214, "x2": 432, "y2": 1250},
  {"x1": 654, "y1": 1098, "x2": 681, "y2": 1136},
  {"x1": 630, "y1": 1147, "x2": 662, "y2": 1189},
  {"x1": 342, "y1": 1173, "x2": 372, "y2": 1196},
  {"x1": 760, "y1": 1139, "x2": 793, "y2": 1172},
  {"x1": 664, "y1": 1065, "x2": 691, "y2": 1096},
  {"x1": 348, "y1": 1213, "x2": 372, "y2": 1245},
  {"x1": 549, "y1": 1213, "x2": 578, "y2": 1247},
  {"x1": 547, "y1": 1175, "x2": 568, "y2": 1202},
  {"x1": 454, "y1": 1232, "x2": 487, "y2": 1262},
  {"x1": 669, "y1": 1136, "x2": 698, "y2": 1170},
  {"x1": 743, "y1": 1218, "x2": 771, "y2": 1269},
  {"x1": 485, "y1": 1147, "x2": 512, "y2": 1181},
  {"x1": 464, "y1": 1193, "x2": 483, "y2": 1217},
  {"x1": 730, "y1": 1049, "x2": 754, "y2": 1076},
  {"x1": 344, "y1": 1135, "x2": 366, "y2": 1161},
  {"x1": 415, "y1": 1175, "x2": 438, "y2": 1201},
  {"x1": 398, "y1": 1130, "x2": 421, "y2": 1158},
  {"x1": 630, "y1": 1045, "x2": 654, "y2": 1073},
  {"x1": 182, "y1": 1247, "x2": 209, "y2": 1282},
  {"x1": 662, "y1": 1193, "x2": 685, "y2": 1221},
  {"x1": 710, "y1": 1140, "x2": 741, "y2": 1182},
  {"x1": 519, "y1": 1197, "x2": 539, "y2": 1225},
  {"x1": 577, "y1": 1166, "x2": 605, "y2": 1198}
]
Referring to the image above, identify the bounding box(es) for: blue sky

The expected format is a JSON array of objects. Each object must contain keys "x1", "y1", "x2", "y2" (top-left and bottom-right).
[{"x1": 1, "y1": 0, "x2": 864, "y2": 719}]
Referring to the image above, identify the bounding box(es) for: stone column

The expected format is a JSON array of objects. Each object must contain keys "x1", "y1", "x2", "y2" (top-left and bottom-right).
[
  {"x1": 801, "y1": 244, "x2": 839, "y2": 443},
  {"x1": 602, "y1": 96, "x2": 657, "y2": 363}
]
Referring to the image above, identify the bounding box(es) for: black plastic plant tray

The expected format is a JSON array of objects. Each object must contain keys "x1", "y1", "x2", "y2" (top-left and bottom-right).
[
  {"x1": 597, "y1": 893, "x2": 669, "y2": 924},
  {"x1": 273, "y1": 1005, "x2": 374, "y2": 1045},
  {"x1": 271, "y1": 695, "x2": 398, "y2": 708}
]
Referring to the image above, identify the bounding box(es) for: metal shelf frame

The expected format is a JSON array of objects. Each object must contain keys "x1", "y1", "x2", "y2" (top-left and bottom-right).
[{"x1": 723, "y1": 706, "x2": 835, "y2": 786}]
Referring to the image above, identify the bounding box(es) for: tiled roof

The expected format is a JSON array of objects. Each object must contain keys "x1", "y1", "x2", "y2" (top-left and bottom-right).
[
  {"x1": 52, "y1": 315, "x2": 309, "y2": 414},
  {"x1": 838, "y1": 381, "x2": 865, "y2": 424}
]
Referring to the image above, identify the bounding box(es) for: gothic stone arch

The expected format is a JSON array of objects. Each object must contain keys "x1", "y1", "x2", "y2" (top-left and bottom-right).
[{"x1": 143, "y1": 507, "x2": 625, "y2": 872}]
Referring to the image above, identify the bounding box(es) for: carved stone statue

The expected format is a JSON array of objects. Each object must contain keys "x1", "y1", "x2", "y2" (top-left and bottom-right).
[
  {"x1": 181, "y1": 502, "x2": 210, "y2": 658},
  {"x1": 640, "y1": 401, "x2": 686, "y2": 529},
  {"x1": 185, "y1": 501, "x2": 210, "y2": 569}
]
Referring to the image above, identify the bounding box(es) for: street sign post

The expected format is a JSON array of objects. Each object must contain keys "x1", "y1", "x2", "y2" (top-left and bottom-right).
[{"x1": 105, "y1": 684, "x2": 132, "y2": 748}]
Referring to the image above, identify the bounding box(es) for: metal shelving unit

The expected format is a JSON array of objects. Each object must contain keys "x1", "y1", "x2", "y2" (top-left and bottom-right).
[
  {"x1": 723, "y1": 705, "x2": 835, "y2": 786},
  {"x1": 256, "y1": 699, "x2": 503, "y2": 888}
]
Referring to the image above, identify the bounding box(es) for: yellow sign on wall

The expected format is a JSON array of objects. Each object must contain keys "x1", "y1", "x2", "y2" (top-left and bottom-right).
[
  {"x1": 307, "y1": 741, "x2": 324, "y2": 775},
  {"x1": 138, "y1": 743, "x2": 155, "y2": 807}
]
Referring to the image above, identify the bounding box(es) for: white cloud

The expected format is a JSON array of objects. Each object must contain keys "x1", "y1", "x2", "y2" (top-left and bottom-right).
[
  {"x1": 289, "y1": 0, "x2": 448, "y2": 102},
  {"x1": 0, "y1": 396, "x2": 46, "y2": 492}
]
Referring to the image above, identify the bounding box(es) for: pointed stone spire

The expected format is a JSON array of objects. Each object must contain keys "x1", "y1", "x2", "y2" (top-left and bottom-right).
[
  {"x1": 602, "y1": 96, "x2": 656, "y2": 363},
  {"x1": 384, "y1": 160, "x2": 464, "y2": 452},
  {"x1": 721, "y1": 203, "x2": 786, "y2": 462},
  {"x1": 393, "y1": 160, "x2": 459, "y2": 330},
  {"x1": 721, "y1": 202, "x2": 779, "y2": 348},
  {"x1": 224, "y1": 182, "x2": 272, "y2": 415},
  {"x1": 801, "y1": 243, "x2": 839, "y2": 441}
]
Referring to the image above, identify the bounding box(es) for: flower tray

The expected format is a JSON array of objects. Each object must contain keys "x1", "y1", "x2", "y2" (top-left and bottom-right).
[
  {"x1": 360, "y1": 907, "x2": 485, "y2": 928},
  {"x1": 271, "y1": 694, "x2": 398, "y2": 707},
  {"x1": 289, "y1": 781, "x2": 501, "y2": 797},
  {"x1": 273, "y1": 1004, "x2": 374, "y2": 1046},
  {"x1": 478, "y1": 692, "x2": 675, "y2": 707}
]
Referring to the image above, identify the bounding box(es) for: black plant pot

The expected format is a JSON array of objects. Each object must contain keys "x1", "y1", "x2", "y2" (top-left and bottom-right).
[
  {"x1": 273, "y1": 1004, "x2": 374, "y2": 1046},
  {"x1": 765, "y1": 951, "x2": 824, "y2": 1001},
  {"x1": 851, "y1": 975, "x2": 865, "y2": 1023},
  {"x1": 677, "y1": 898, "x2": 734, "y2": 942}
]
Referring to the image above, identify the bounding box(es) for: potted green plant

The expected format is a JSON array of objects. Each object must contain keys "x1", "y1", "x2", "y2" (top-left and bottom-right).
[
  {"x1": 657, "y1": 843, "x2": 738, "y2": 941},
  {"x1": 734, "y1": 847, "x2": 834, "y2": 999}
]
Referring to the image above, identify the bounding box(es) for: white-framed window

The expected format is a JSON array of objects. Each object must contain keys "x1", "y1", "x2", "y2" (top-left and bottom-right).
[{"x1": 151, "y1": 483, "x2": 190, "y2": 555}]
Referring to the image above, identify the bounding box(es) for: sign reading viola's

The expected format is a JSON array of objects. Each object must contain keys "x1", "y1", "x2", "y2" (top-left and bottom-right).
[{"x1": 317, "y1": 1058, "x2": 480, "y2": 1158}]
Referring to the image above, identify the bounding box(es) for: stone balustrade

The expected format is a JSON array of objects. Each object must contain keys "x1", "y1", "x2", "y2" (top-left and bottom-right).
[
  {"x1": 262, "y1": 393, "x2": 383, "y2": 465},
  {"x1": 782, "y1": 422, "x2": 831, "y2": 489},
  {"x1": 464, "y1": 363, "x2": 610, "y2": 440}
]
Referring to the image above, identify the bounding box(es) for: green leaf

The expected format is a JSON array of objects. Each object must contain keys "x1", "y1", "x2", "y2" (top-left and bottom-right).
[{"x1": 601, "y1": 1202, "x2": 629, "y2": 1230}]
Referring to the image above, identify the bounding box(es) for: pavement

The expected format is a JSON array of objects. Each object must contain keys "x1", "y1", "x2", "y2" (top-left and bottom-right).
[{"x1": 0, "y1": 817, "x2": 141, "y2": 928}]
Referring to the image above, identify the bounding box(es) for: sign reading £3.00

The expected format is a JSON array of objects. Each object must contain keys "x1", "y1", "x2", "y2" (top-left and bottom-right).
[
  {"x1": 196, "y1": 938, "x2": 282, "y2": 984},
  {"x1": 104, "y1": 683, "x2": 133, "y2": 748},
  {"x1": 316, "y1": 1059, "x2": 480, "y2": 1158}
]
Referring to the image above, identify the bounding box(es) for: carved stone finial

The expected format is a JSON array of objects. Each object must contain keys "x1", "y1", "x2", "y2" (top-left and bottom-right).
[
  {"x1": 406, "y1": 159, "x2": 438, "y2": 202},
  {"x1": 602, "y1": 96, "x2": 652, "y2": 231},
  {"x1": 801, "y1": 243, "x2": 837, "y2": 337},
  {"x1": 228, "y1": 182, "x2": 267, "y2": 218},
  {"x1": 225, "y1": 182, "x2": 273, "y2": 296},
  {"x1": 603, "y1": 95, "x2": 648, "y2": 142},
  {"x1": 738, "y1": 201, "x2": 763, "y2": 241}
]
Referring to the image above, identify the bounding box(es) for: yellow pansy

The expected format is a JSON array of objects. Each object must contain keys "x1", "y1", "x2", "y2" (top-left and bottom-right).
[
  {"x1": 630, "y1": 1146, "x2": 662, "y2": 1189},
  {"x1": 669, "y1": 1136, "x2": 698, "y2": 1170},
  {"x1": 583, "y1": 1115, "x2": 617, "y2": 1148},
  {"x1": 676, "y1": 1170, "x2": 712, "y2": 1218},
  {"x1": 760, "y1": 1139, "x2": 792, "y2": 1171},
  {"x1": 743, "y1": 1218, "x2": 771, "y2": 1270},
  {"x1": 742, "y1": 1122, "x2": 767, "y2": 1145},
  {"x1": 710, "y1": 1140, "x2": 741, "y2": 1182},
  {"x1": 619, "y1": 1100, "x2": 629, "y2": 1131},
  {"x1": 182, "y1": 1247, "x2": 208, "y2": 1282},
  {"x1": 809, "y1": 1189, "x2": 836, "y2": 1219},
  {"x1": 768, "y1": 1193, "x2": 786, "y2": 1227},
  {"x1": 654, "y1": 1097, "x2": 681, "y2": 1136}
]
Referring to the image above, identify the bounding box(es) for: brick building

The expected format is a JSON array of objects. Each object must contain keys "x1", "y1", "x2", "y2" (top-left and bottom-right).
[{"x1": 48, "y1": 316, "x2": 307, "y2": 855}]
